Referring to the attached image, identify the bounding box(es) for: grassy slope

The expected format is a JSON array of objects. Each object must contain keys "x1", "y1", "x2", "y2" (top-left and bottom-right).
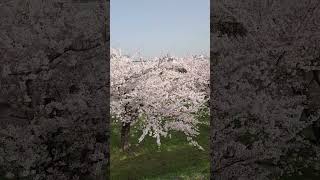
[
  {"x1": 110, "y1": 115, "x2": 320, "y2": 180},
  {"x1": 2, "y1": 115, "x2": 319, "y2": 179},
  {"x1": 110, "y1": 120, "x2": 210, "y2": 180}
]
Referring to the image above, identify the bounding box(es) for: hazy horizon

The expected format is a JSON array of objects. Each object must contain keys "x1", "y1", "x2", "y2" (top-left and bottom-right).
[{"x1": 111, "y1": 0, "x2": 209, "y2": 58}]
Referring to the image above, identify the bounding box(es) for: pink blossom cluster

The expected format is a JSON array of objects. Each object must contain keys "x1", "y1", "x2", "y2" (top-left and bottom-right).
[{"x1": 111, "y1": 48, "x2": 209, "y2": 148}]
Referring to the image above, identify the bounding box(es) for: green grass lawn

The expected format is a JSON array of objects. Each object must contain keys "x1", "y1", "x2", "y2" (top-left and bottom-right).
[
  {"x1": 3, "y1": 114, "x2": 320, "y2": 179},
  {"x1": 110, "y1": 121, "x2": 210, "y2": 180}
]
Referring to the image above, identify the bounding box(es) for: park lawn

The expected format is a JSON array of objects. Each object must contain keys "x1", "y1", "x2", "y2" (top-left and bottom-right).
[
  {"x1": 110, "y1": 116, "x2": 320, "y2": 180},
  {"x1": 110, "y1": 120, "x2": 210, "y2": 180}
]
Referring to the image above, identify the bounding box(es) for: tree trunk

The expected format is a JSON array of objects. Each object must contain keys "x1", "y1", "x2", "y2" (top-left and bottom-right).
[{"x1": 120, "y1": 122, "x2": 131, "y2": 151}]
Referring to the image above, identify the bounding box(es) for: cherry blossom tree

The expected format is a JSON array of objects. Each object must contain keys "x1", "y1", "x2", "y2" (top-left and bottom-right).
[
  {"x1": 0, "y1": 1, "x2": 109, "y2": 179},
  {"x1": 211, "y1": 0, "x2": 320, "y2": 179},
  {"x1": 111, "y1": 48, "x2": 209, "y2": 151}
]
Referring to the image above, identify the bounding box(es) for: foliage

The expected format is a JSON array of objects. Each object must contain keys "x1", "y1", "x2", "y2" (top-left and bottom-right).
[
  {"x1": 0, "y1": 1, "x2": 108, "y2": 179},
  {"x1": 211, "y1": 0, "x2": 320, "y2": 179},
  {"x1": 111, "y1": 48, "x2": 209, "y2": 149}
]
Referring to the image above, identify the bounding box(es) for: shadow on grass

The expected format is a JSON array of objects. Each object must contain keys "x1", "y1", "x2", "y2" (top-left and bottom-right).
[{"x1": 110, "y1": 123, "x2": 210, "y2": 180}]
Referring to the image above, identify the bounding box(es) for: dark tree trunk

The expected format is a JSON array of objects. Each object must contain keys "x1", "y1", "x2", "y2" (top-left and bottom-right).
[{"x1": 120, "y1": 122, "x2": 131, "y2": 151}]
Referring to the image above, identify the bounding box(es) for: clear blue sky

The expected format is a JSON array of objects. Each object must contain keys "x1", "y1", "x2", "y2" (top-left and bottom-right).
[{"x1": 111, "y1": 0, "x2": 209, "y2": 58}]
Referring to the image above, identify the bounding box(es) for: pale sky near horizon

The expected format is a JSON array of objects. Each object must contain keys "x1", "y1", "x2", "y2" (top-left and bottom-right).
[{"x1": 111, "y1": 0, "x2": 209, "y2": 58}]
